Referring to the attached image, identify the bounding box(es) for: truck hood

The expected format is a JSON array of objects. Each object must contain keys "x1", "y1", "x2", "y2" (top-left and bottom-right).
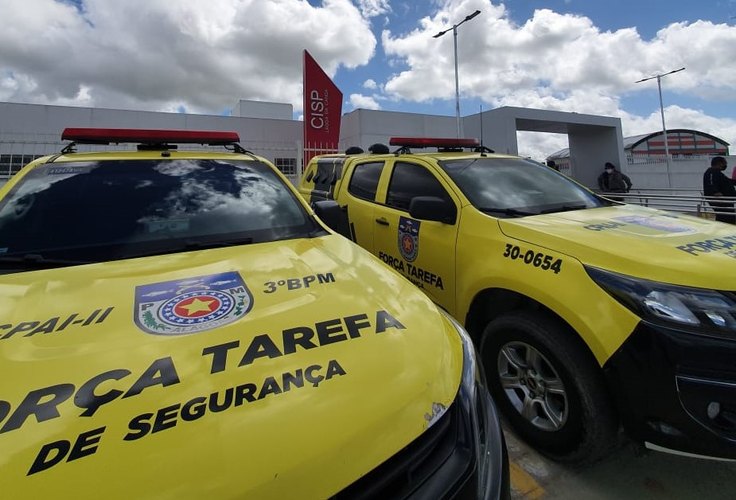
[
  {"x1": 1, "y1": 235, "x2": 462, "y2": 498},
  {"x1": 498, "y1": 204, "x2": 736, "y2": 289}
]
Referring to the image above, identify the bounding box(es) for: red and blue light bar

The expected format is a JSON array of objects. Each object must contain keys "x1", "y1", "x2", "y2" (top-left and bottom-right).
[
  {"x1": 61, "y1": 128, "x2": 240, "y2": 145},
  {"x1": 389, "y1": 137, "x2": 480, "y2": 148}
]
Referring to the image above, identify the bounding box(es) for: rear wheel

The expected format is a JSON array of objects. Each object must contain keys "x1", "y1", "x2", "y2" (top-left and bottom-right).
[{"x1": 480, "y1": 311, "x2": 617, "y2": 464}]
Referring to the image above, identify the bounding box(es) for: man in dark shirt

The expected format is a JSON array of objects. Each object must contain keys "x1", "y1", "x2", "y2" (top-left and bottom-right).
[
  {"x1": 597, "y1": 162, "x2": 632, "y2": 202},
  {"x1": 703, "y1": 156, "x2": 736, "y2": 224}
]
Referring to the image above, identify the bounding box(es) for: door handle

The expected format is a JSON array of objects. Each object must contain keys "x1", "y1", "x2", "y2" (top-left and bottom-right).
[{"x1": 375, "y1": 217, "x2": 389, "y2": 226}]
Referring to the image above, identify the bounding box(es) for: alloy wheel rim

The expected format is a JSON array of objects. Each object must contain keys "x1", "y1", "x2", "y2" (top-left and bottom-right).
[{"x1": 497, "y1": 341, "x2": 568, "y2": 431}]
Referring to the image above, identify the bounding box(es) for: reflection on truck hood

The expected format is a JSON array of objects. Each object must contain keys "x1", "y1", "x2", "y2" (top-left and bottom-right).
[
  {"x1": 499, "y1": 204, "x2": 736, "y2": 289},
  {"x1": 0, "y1": 234, "x2": 462, "y2": 499}
]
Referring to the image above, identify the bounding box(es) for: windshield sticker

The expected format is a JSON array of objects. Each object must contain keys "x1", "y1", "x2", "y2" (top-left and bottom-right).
[
  {"x1": 134, "y1": 272, "x2": 252, "y2": 336},
  {"x1": 46, "y1": 166, "x2": 92, "y2": 176},
  {"x1": 143, "y1": 219, "x2": 190, "y2": 234},
  {"x1": 0, "y1": 307, "x2": 115, "y2": 341},
  {"x1": 398, "y1": 216, "x2": 420, "y2": 262},
  {"x1": 612, "y1": 215, "x2": 696, "y2": 234}
]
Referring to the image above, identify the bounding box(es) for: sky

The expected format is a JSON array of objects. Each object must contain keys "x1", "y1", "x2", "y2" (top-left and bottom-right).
[{"x1": 1, "y1": 0, "x2": 735, "y2": 160}]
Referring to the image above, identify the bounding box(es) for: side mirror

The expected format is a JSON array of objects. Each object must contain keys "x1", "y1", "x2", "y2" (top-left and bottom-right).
[
  {"x1": 313, "y1": 200, "x2": 351, "y2": 238},
  {"x1": 409, "y1": 196, "x2": 456, "y2": 224}
]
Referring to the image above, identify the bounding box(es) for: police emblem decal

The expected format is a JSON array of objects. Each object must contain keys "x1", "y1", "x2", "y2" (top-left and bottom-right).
[
  {"x1": 398, "y1": 216, "x2": 420, "y2": 262},
  {"x1": 134, "y1": 272, "x2": 252, "y2": 335},
  {"x1": 613, "y1": 215, "x2": 696, "y2": 234}
]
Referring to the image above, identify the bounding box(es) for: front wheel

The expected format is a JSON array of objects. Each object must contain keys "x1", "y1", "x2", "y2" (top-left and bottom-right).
[{"x1": 480, "y1": 311, "x2": 618, "y2": 464}]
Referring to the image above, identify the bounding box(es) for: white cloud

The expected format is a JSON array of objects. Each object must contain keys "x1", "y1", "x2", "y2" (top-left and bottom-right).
[
  {"x1": 382, "y1": 0, "x2": 736, "y2": 157},
  {"x1": 1, "y1": 0, "x2": 735, "y2": 162},
  {"x1": 349, "y1": 93, "x2": 381, "y2": 110},
  {"x1": 0, "y1": 0, "x2": 376, "y2": 113},
  {"x1": 354, "y1": 0, "x2": 390, "y2": 17},
  {"x1": 516, "y1": 131, "x2": 568, "y2": 162}
]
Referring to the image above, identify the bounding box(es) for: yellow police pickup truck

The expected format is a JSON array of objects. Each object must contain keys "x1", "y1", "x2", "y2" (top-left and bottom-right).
[
  {"x1": 299, "y1": 137, "x2": 736, "y2": 463},
  {"x1": 0, "y1": 129, "x2": 508, "y2": 499}
]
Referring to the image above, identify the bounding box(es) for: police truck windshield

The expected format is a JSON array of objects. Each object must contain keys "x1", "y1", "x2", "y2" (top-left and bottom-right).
[
  {"x1": 0, "y1": 159, "x2": 320, "y2": 268},
  {"x1": 439, "y1": 157, "x2": 606, "y2": 216}
]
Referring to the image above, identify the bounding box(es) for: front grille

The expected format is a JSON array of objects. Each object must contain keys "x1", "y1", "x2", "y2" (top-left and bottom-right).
[{"x1": 333, "y1": 400, "x2": 475, "y2": 500}]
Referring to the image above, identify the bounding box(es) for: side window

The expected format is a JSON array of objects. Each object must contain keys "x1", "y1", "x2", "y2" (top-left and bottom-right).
[
  {"x1": 348, "y1": 161, "x2": 384, "y2": 201},
  {"x1": 386, "y1": 162, "x2": 451, "y2": 211},
  {"x1": 307, "y1": 158, "x2": 346, "y2": 202},
  {"x1": 313, "y1": 159, "x2": 340, "y2": 185}
]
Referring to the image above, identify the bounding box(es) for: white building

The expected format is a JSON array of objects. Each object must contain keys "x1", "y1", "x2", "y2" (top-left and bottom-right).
[
  {"x1": 1, "y1": 100, "x2": 625, "y2": 189},
  {"x1": 0, "y1": 100, "x2": 302, "y2": 182}
]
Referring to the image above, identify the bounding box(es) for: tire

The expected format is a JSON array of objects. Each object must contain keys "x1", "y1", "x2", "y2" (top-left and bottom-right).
[{"x1": 480, "y1": 310, "x2": 617, "y2": 464}]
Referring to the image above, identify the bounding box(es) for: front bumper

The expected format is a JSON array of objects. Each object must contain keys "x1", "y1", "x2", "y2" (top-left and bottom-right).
[
  {"x1": 334, "y1": 382, "x2": 508, "y2": 499},
  {"x1": 604, "y1": 321, "x2": 736, "y2": 459},
  {"x1": 334, "y1": 326, "x2": 509, "y2": 500}
]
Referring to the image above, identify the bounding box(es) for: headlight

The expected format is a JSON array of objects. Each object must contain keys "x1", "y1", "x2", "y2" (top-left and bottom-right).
[
  {"x1": 587, "y1": 266, "x2": 736, "y2": 337},
  {"x1": 439, "y1": 310, "x2": 505, "y2": 500},
  {"x1": 440, "y1": 310, "x2": 480, "y2": 400}
]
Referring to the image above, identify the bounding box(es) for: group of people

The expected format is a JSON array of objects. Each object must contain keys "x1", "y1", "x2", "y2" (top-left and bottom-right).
[{"x1": 595, "y1": 157, "x2": 736, "y2": 225}]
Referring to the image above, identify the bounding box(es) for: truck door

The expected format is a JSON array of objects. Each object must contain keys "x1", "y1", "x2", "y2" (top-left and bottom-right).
[
  {"x1": 340, "y1": 160, "x2": 386, "y2": 252},
  {"x1": 372, "y1": 160, "x2": 459, "y2": 312}
]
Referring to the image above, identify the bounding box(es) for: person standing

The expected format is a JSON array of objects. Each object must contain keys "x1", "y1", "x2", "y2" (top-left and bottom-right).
[
  {"x1": 597, "y1": 162, "x2": 632, "y2": 200},
  {"x1": 703, "y1": 156, "x2": 736, "y2": 224}
]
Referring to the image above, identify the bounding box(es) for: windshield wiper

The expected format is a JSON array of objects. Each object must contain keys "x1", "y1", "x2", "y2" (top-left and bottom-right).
[
  {"x1": 120, "y1": 236, "x2": 256, "y2": 261},
  {"x1": 0, "y1": 253, "x2": 93, "y2": 268},
  {"x1": 479, "y1": 207, "x2": 538, "y2": 217},
  {"x1": 539, "y1": 204, "x2": 588, "y2": 214},
  {"x1": 180, "y1": 237, "x2": 254, "y2": 251},
  {"x1": 0, "y1": 237, "x2": 259, "y2": 270}
]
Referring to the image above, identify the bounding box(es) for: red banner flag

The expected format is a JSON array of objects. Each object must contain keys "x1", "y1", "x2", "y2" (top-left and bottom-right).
[{"x1": 303, "y1": 50, "x2": 342, "y2": 166}]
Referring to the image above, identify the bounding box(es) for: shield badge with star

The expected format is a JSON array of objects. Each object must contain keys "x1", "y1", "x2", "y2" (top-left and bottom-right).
[
  {"x1": 398, "y1": 216, "x2": 420, "y2": 262},
  {"x1": 134, "y1": 272, "x2": 253, "y2": 335}
]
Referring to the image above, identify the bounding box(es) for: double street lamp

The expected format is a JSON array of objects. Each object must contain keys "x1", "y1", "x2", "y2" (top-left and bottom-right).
[
  {"x1": 433, "y1": 9, "x2": 481, "y2": 138},
  {"x1": 635, "y1": 67, "x2": 686, "y2": 188}
]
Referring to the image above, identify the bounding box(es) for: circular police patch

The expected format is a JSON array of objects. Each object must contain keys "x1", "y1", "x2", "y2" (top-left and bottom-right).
[
  {"x1": 134, "y1": 272, "x2": 252, "y2": 336},
  {"x1": 401, "y1": 234, "x2": 417, "y2": 260},
  {"x1": 160, "y1": 291, "x2": 234, "y2": 327}
]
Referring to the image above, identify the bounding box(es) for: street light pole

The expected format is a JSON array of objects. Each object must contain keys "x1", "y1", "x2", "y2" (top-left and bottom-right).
[
  {"x1": 452, "y1": 26, "x2": 460, "y2": 137},
  {"x1": 434, "y1": 9, "x2": 481, "y2": 138},
  {"x1": 635, "y1": 67, "x2": 685, "y2": 188}
]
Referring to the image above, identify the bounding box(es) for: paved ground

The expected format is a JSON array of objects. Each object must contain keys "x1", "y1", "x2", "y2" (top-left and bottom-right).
[{"x1": 506, "y1": 427, "x2": 736, "y2": 499}]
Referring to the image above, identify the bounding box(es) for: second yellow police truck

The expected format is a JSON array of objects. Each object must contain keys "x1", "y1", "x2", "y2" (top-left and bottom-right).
[{"x1": 300, "y1": 137, "x2": 736, "y2": 463}]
